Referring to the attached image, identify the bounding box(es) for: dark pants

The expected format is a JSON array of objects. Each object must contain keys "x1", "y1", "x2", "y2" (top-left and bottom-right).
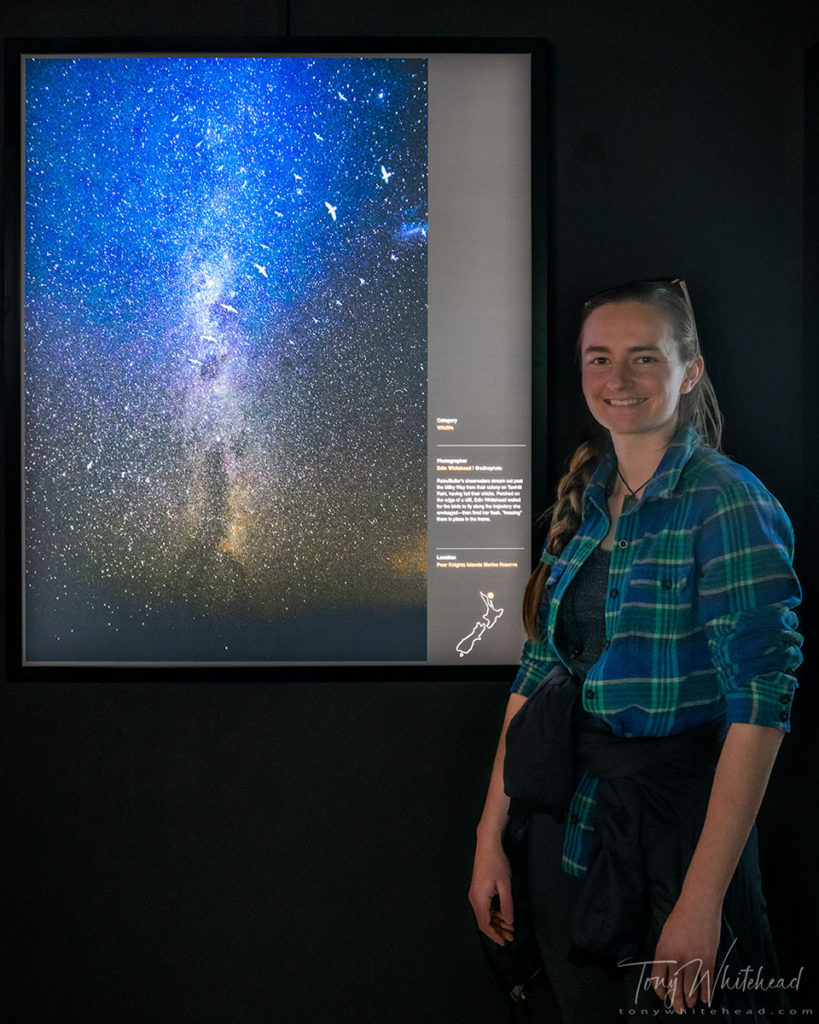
[
  {"x1": 526, "y1": 812, "x2": 638, "y2": 1022},
  {"x1": 526, "y1": 811, "x2": 786, "y2": 1024}
]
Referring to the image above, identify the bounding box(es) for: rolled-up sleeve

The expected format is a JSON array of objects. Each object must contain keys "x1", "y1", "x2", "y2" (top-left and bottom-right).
[
  {"x1": 511, "y1": 634, "x2": 563, "y2": 697},
  {"x1": 511, "y1": 549, "x2": 564, "y2": 696},
  {"x1": 696, "y1": 479, "x2": 803, "y2": 731}
]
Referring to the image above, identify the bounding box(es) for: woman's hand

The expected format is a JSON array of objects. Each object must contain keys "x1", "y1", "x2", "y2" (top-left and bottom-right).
[
  {"x1": 651, "y1": 898, "x2": 722, "y2": 1013},
  {"x1": 468, "y1": 832, "x2": 515, "y2": 946},
  {"x1": 469, "y1": 692, "x2": 528, "y2": 946},
  {"x1": 648, "y1": 724, "x2": 783, "y2": 1014}
]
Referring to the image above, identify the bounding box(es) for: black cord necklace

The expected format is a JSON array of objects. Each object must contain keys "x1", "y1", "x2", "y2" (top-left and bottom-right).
[{"x1": 617, "y1": 467, "x2": 652, "y2": 498}]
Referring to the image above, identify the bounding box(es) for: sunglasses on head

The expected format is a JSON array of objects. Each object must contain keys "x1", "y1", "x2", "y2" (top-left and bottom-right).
[{"x1": 582, "y1": 277, "x2": 692, "y2": 311}]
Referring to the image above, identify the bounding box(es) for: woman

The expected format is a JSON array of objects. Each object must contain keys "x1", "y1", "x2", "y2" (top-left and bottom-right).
[{"x1": 468, "y1": 279, "x2": 803, "y2": 1020}]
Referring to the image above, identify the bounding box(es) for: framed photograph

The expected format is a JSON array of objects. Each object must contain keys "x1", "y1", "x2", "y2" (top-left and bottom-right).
[{"x1": 3, "y1": 36, "x2": 547, "y2": 679}]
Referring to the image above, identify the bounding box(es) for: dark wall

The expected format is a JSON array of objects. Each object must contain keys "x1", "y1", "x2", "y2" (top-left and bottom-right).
[{"x1": 3, "y1": 2, "x2": 817, "y2": 1021}]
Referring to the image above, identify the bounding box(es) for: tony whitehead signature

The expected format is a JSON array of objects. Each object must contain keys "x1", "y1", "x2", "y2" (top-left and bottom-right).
[{"x1": 618, "y1": 938, "x2": 805, "y2": 1009}]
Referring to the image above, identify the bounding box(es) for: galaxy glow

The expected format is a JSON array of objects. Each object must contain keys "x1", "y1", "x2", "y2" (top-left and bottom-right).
[{"x1": 23, "y1": 55, "x2": 428, "y2": 663}]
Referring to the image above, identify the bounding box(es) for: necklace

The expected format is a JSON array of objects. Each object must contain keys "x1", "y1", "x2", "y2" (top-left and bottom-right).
[{"x1": 617, "y1": 466, "x2": 652, "y2": 498}]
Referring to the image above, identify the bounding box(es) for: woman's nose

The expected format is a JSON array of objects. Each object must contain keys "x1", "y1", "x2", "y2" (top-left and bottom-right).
[{"x1": 606, "y1": 361, "x2": 631, "y2": 390}]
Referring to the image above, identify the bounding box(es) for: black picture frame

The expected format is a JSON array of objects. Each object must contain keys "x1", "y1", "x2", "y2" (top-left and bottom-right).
[{"x1": 2, "y1": 36, "x2": 548, "y2": 681}]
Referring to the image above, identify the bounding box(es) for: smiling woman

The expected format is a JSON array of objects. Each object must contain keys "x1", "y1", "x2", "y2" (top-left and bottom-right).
[
  {"x1": 580, "y1": 300, "x2": 703, "y2": 447},
  {"x1": 469, "y1": 278, "x2": 803, "y2": 1020}
]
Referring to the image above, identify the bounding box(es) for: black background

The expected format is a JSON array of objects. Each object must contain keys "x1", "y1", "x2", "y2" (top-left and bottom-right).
[{"x1": 2, "y1": 2, "x2": 818, "y2": 1021}]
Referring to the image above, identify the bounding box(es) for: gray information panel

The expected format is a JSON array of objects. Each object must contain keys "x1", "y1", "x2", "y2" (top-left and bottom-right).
[{"x1": 427, "y1": 54, "x2": 532, "y2": 665}]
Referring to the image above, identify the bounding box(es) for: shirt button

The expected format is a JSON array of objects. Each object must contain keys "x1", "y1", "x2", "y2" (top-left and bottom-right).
[
  {"x1": 585, "y1": 687, "x2": 595, "y2": 700},
  {"x1": 571, "y1": 646, "x2": 583, "y2": 659},
  {"x1": 618, "y1": 539, "x2": 629, "y2": 549},
  {"x1": 661, "y1": 579, "x2": 673, "y2": 590},
  {"x1": 779, "y1": 711, "x2": 789, "y2": 722},
  {"x1": 779, "y1": 693, "x2": 792, "y2": 704},
  {"x1": 609, "y1": 588, "x2": 618, "y2": 599}
]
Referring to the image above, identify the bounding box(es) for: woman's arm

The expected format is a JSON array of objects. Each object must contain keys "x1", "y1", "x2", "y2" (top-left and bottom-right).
[
  {"x1": 468, "y1": 692, "x2": 528, "y2": 946},
  {"x1": 652, "y1": 474, "x2": 803, "y2": 1012},
  {"x1": 651, "y1": 722, "x2": 784, "y2": 1014}
]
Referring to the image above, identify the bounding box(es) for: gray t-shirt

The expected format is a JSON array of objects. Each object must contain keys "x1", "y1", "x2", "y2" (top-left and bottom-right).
[{"x1": 554, "y1": 543, "x2": 612, "y2": 681}]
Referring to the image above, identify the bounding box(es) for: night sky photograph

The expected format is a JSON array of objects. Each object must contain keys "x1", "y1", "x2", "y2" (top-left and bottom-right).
[{"x1": 23, "y1": 55, "x2": 428, "y2": 663}]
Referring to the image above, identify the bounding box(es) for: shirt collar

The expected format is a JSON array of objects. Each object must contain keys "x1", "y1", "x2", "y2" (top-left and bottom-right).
[{"x1": 584, "y1": 421, "x2": 702, "y2": 513}]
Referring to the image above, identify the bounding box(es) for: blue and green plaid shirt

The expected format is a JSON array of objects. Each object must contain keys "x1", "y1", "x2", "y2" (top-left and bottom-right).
[{"x1": 511, "y1": 423, "x2": 803, "y2": 876}]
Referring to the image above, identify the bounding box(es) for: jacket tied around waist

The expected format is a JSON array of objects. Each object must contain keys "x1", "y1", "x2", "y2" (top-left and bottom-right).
[{"x1": 503, "y1": 665, "x2": 726, "y2": 960}]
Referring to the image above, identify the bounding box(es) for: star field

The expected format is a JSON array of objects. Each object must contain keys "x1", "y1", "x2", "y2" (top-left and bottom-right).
[{"x1": 24, "y1": 56, "x2": 428, "y2": 662}]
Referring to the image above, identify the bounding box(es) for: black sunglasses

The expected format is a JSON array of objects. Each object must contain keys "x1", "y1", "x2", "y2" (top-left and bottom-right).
[
  {"x1": 582, "y1": 277, "x2": 699, "y2": 346},
  {"x1": 582, "y1": 277, "x2": 692, "y2": 310}
]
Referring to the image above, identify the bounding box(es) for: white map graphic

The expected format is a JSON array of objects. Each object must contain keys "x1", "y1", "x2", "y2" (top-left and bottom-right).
[{"x1": 456, "y1": 591, "x2": 504, "y2": 657}]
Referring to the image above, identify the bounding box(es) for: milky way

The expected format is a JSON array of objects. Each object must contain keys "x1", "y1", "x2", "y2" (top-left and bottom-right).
[{"x1": 24, "y1": 56, "x2": 428, "y2": 662}]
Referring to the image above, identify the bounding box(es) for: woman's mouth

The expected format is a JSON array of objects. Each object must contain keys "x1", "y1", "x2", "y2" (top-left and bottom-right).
[{"x1": 604, "y1": 398, "x2": 646, "y2": 406}]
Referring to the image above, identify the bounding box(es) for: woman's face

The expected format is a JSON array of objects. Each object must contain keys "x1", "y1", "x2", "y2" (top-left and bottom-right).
[{"x1": 580, "y1": 301, "x2": 703, "y2": 444}]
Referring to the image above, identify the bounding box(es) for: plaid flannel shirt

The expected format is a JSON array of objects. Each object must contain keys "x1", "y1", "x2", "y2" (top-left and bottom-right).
[{"x1": 511, "y1": 423, "x2": 803, "y2": 876}]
